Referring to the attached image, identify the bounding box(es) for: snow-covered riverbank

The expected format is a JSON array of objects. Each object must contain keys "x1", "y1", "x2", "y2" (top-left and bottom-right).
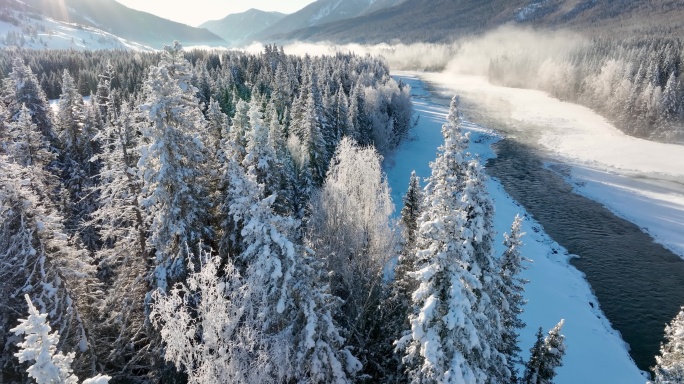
[
  {"x1": 415, "y1": 72, "x2": 684, "y2": 260},
  {"x1": 385, "y1": 73, "x2": 645, "y2": 383}
]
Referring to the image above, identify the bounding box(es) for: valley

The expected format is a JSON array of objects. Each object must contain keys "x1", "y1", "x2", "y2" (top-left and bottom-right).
[{"x1": 2, "y1": 0, "x2": 684, "y2": 382}]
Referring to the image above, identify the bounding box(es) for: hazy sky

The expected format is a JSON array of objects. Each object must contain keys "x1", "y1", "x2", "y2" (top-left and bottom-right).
[{"x1": 116, "y1": 0, "x2": 317, "y2": 27}]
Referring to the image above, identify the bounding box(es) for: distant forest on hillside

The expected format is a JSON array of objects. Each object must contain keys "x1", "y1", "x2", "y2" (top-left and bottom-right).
[{"x1": 488, "y1": 35, "x2": 684, "y2": 142}]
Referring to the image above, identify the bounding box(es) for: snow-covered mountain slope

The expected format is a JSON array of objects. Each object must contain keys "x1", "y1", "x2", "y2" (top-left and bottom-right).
[
  {"x1": 9, "y1": 0, "x2": 225, "y2": 49},
  {"x1": 252, "y1": 0, "x2": 406, "y2": 42},
  {"x1": 0, "y1": 1, "x2": 153, "y2": 51},
  {"x1": 200, "y1": 9, "x2": 285, "y2": 47},
  {"x1": 281, "y1": 0, "x2": 684, "y2": 44}
]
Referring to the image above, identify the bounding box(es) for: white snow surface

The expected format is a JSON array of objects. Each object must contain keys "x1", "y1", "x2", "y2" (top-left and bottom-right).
[
  {"x1": 0, "y1": 13, "x2": 153, "y2": 51},
  {"x1": 417, "y1": 71, "x2": 684, "y2": 260},
  {"x1": 385, "y1": 73, "x2": 646, "y2": 383}
]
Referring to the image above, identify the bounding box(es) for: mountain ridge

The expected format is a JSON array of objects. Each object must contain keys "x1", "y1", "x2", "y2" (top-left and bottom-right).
[
  {"x1": 200, "y1": 9, "x2": 285, "y2": 47},
  {"x1": 275, "y1": 0, "x2": 684, "y2": 43},
  {"x1": 16, "y1": 0, "x2": 226, "y2": 48},
  {"x1": 252, "y1": 0, "x2": 406, "y2": 43}
]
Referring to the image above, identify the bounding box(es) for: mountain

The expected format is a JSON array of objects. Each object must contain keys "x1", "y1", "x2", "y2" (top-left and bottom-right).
[
  {"x1": 279, "y1": 0, "x2": 684, "y2": 43},
  {"x1": 200, "y1": 9, "x2": 285, "y2": 47},
  {"x1": 17, "y1": 0, "x2": 225, "y2": 48},
  {"x1": 0, "y1": 0, "x2": 153, "y2": 50},
  {"x1": 253, "y1": 0, "x2": 407, "y2": 42}
]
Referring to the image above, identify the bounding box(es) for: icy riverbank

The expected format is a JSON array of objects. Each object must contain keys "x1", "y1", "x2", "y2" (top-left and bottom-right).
[
  {"x1": 385, "y1": 73, "x2": 646, "y2": 383},
  {"x1": 415, "y1": 72, "x2": 684, "y2": 260}
]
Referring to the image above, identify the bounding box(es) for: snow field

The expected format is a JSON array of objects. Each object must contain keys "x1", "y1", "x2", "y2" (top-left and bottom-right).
[
  {"x1": 0, "y1": 15, "x2": 153, "y2": 51},
  {"x1": 385, "y1": 73, "x2": 646, "y2": 383}
]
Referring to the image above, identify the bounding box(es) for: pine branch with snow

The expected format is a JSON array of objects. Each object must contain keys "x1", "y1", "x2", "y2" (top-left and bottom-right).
[
  {"x1": 11, "y1": 294, "x2": 79, "y2": 384},
  {"x1": 11, "y1": 294, "x2": 110, "y2": 384},
  {"x1": 653, "y1": 307, "x2": 684, "y2": 383}
]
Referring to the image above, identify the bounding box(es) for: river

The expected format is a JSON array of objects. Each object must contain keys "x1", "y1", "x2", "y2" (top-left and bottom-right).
[{"x1": 412, "y1": 72, "x2": 684, "y2": 373}]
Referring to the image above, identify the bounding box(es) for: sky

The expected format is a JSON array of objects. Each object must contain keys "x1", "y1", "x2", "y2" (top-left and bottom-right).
[{"x1": 115, "y1": 0, "x2": 317, "y2": 27}]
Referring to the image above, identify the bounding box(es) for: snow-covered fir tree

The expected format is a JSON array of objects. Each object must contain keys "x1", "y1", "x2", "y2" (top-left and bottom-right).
[
  {"x1": 499, "y1": 215, "x2": 530, "y2": 381},
  {"x1": 205, "y1": 97, "x2": 229, "y2": 162},
  {"x1": 95, "y1": 61, "x2": 114, "y2": 121},
  {"x1": 377, "y1": 170, "x2": 424, "y2": 381},
  {"x1": 89, "y1": 101, "x2": 153, "y2": 379},
  {"x1": 290, "y1": 63, "x2": 328, "y2": 186},
  {"x1": 653, "y1": 307, "x2": 684, "y2": 383},
  {"x1": 12, "y1": 294, "x2": 81, "y2": 384},
  {"x1": 401, "y1": 170, "x2": 423, "y2": 251},
  {"x1": 8, "y1": 104, "x2": 55, "y2": 170},
  {"x1": 523, "y1": 320, "x2": 566, "y2": 384},
  {"x1": 57, "y1": 69, "x2": 100, "y2": 250},
  {"x1": 243, "y1": 98, "x2": 278, "y2": 194},
  {"x1": 56, "y1": 70, "x2": 85, "y2": 153},
  {"x1": 265, "y1": 103, "x2": 297, "y2": 215},
  {"x1": 460, "y1": 158, "x2": 509, "y2": 383},
  {"x1": 397, "y1": 95, "x2": 506, "y2": 383},
  {"x1": 0, "y1": 102, "x2": 9, "y2": 153},
  {"x1": 11, "y1": 294, "x2": 111, "y2": 384},
  {"x1": 0, "y1": 157, "x2": 100, "y2": 380},
  {"x1": 2, "y1": 58, "x2": 56, "y2": 144},
  {"x1": 138, "y1": 41, "x2": 212, "y2": 292},
  {"x1": 227, "y1": 98, "x2": 250, "y2": 164}
]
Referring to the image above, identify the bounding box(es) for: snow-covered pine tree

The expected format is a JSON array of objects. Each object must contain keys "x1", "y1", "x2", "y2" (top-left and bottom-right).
[
  {"x1": 2, "y1": 58, "x2": 56, "y2": 144},
  {"x1": 57, "y1": 70, "x2": 85, "y2": 154},
  {"x1": 0, "y1": 102, "x2": 9, "y2": 153},
  {"x1": 57, "y1": 70, "x2": 100, "y2": 252},
  {"x1": 376, "y1": 171, "x2": 423, "y2": 381},
  {"x1": 12, "y1": 294, "x2": 80, "y2": 384},
  {"x1": 0, "y1": 158, "x2": 99, "y2": 380},
  {"x1": 227, "y1": 98, "x2": 250, "y2": 164},
  {"x1": 460, "y1": 159, "x2": 509, "y2": 383},
  {"x1": 290, "y1": 63, "x2": 327, "y2": 185},
  {"x1": 243, "y1": 97, "x2": 277, "y2": 193},
  {"x1": 348, "y1": 82, "x2": 372, "y2": 146},
  {"x1": 499, "y1": 215, "x2": 530, "y2": 381},
  {"x1": 523, "y1": 320, "x2": 566, "y2": 384},
  {"x1": 95, "y1": 61, "x2": 114, "y2": 122},
  {"x1": 653, "y1": 307, "x2": 684, "y2": 383},
  {"x1": 655, "y1": 72, "x2": 679, "y2": 139},
  {"x1": 8, "y1": 104, "x2": 55, "y2": 171},
  {"x1": 398, "y1": 95, "x2": 500, "y2": 383},
  {"x1": 11, "y1": 294, "x2": 111, "y2": 384},
  {"x1": 152, "y1": 243, "x2": 360, "y2": 384},
  {"x1": 205, "y1": 97, "x2": 229, "y2": 163},
  {"x1": 266, "y1": 102, "x2": 296, "y2": 215},
  {"x1": 138, "y1": 41, "x2": 212, "y2": 292},
  {"x1": 89, "y1": 101, "x2": 153, "y2": 378},
  {"x1": 401, "y1": 170, "x2": 423, "y2": 250},
  {"x1": 321, "y1": 81, "x2": 340, "y2": 160},
  {"x1": 334, "y1": 86, "x2": 352, "y2": 141},
  {"x1": 272, "y1": 62, "x2": 293, "y2": 119},
  {"x1": 193, "y1": 59, "x2": 213, "y2": 110}
]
